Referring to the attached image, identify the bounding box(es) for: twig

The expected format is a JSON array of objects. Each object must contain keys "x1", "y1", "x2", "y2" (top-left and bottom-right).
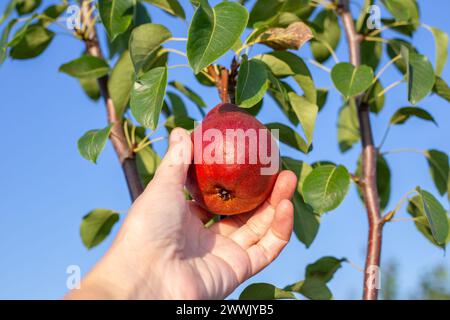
[
  {"x1": 338, "y1": 0, "x2": 382, "y2": 300},
  {"x1": 80, "y1": 0, "x2": 143, "y2": 201},
  {"x1": 207, "y1": 64, "x2": 231, "y2": 103}
]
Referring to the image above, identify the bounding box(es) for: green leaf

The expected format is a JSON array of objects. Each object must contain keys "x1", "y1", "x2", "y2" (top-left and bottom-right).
[
  {"x1": 305, "y1": 256, "x2": 346, "y2": 283},
  {"x1": 108, "y1": 50, "x2": 135, "y2": 117},
  {"x1": 170, "y1": 81, "x2": 206, "y2": 109},
  {"x1": 415, "y1": 187, "x2": 449, "y2": 246},
  {"x1": 433, "y1": 76, "x2": 450, "y2": 102},
  {"x1": 361, "y1": 39, "x2": 382, "y2": 70},
  {"x1": 292, "y1": 191, "x2": 320, "y2": 248},
  {"x1": 79, "y1": 77, "x2": 101, "y2": 101},
  {"x1": 256, "y1": 51, "x2": 316, "y2": 104},
  {"x1": 165, "y1": 115, "x2": 195, "y2": 133},
  {"x1": 167, "y1": 92, "x2": 187, "y2": 117},
  {"x1": 268, "y1": 78, "x2": 299, "y2": 126},
  {"x1": 288, "y1": 92, "x2": 318, "y2": 146},
  {"x1": 9, "y1": 23, "x2": 53, "y2": 59},
  {"x1": 356, "y1": 0, "x2": 374, "y2": 33},
  {"x1": 59, "y1": 55, "x2": 110, "y2": 79},
  {"x1": 41, "y1": 3, "x2": 68, "y2": 22},
  {"x1": 425, "y1": 150, "x2": 449, "y2": 196},
  {"x1": 130, "y1": 66, "x2": 168, "y2": 129},
  {"x1": 282, "y1": 157, "x2": 313, "y2": 192},
  {"x1": 381, "y1": 0, "x2": 419, "y2": 23},
  {"x1": 129, "y1": 23, "x2": 172, "y2": 73},
  {"x1": 0, "y1": 19, "x2": 17, "y2": 65},
  {"x1": 265, "y1": 122, "x2": 309, "y2": 154},
  {"x1": 7, "y1": 13, "x2": 37, "y2": 47},
  {"x1": 98, "y1": 0, "x2": 136, "y2": 41},
  {"x1": 407, "y1": 196, "x2": 449, "y2": 247},
  {"x1": 127, "y1": 126, "x2": 161, "y2": 186},
  {"x1": 367, "y1": 80, "x2": 385, "y2": 113},
  {"x1": 187, "y1": 0, "x2": 248, "y2": 74},
  {"x1": 15, "y1": 0, "x2": 41, "y2": 16},
  {"x1": 310, "y1": 9, "x2": 340, "y2": 63},
  {"x1": 80, "y1": 209, "x2": 120, "y2": 249},
  {"x1": 236, "y1": 58, "x2": 269, "y2": 108},
  {"x1": 316, "y1": 88, "x2": 328, "y2": 111},
  {"x1": 248, "y1": 0, "x2": 284, "y2": 27},
  {"x1": 390, "y1": 107, "x2": 436, "y2": 126},
  {"x1": 240, "y1": 283, "x2": 296, "y2": 300},
  {"x1": 337, "y1": 100, "x2": 360, "y2": 153},
  {"x1": 143, "y1": 0, "x2": 185, "y2": 19},
  {"x1": 427, "y1": 27, "x2": 448, "y2": 77},
  {"x1": 401, "y1": 48, "x2": 435, "y2": 105},
  {"x1": 282, "y1": 156, "x2": 320, "y2": 247},
  {"x1": 77, "y1": 125, "x2": 112, "y2": 164},
  {"x1": 331, "y1": 62, "x2": 374, "y2": 98},
  {"x1": 288, "y1": 278, "x2": 331, "y2": 300},
  {"x1": 303, "y1": 165, "x2": 351, "y2": 214},
  {"x1": 107, "y1": 1, "x2": 152, "y2": 59},
  {"x1": 387, "y1": 39, "x2": 416, "y2": 74},
  {"x1": 356, "y1": 154, "x2": 391, "y2": 210},
  {"x1": 0, "y1": 0, "x2": 18, "y2": 25}
]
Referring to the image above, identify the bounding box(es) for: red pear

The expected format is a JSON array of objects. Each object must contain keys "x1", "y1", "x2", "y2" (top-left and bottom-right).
[{"x1": 186, "y1": 103, "x2": 280, "y2": 215}]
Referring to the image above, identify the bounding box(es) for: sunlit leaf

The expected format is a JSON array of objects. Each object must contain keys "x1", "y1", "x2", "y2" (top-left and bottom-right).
[
  {"x1": 77, "y1": 125, "x2": 112, "y2": 164},
  {"x1": 415, "y1": 187, "x2": 449, "y2": 246},
  {"x1": 331, "y1": 62, "x2": 374, "y2": 98},
  {"x1": 401, "y1": 47, "x2": 435, "y2": 105},
  {"x1": 425, "y1": 150, "x2": 449, "y2": 197},
  {"x1": 130, "y1": 66, "x2": 168, "y2": 129},
  {"x1": 98, "y1": 0, "x2": 136, "y2": 41},
  {"x1": 303, "y1": 165, "x2": 351, "y2": 214},
  {"x1": 427, "y1": 26, "x2": 448, "y2": 76},
  {"x1": 108, "y1": 50, "x2": 134, "y2": 117},
  {"x1": 256, "y1": 51, "x2": 316, "y2": 103},
  {"x1": 80, "y1": 209, "x2": 120, "y2": 249},
  {"x1": 143, "y1": 0, "x2": 185, "y2": 19},
  {"x1": 337, "y1": 100, "x2": 359, "y2": 153},
  {"x1": 59, "y1": 55, "x2": 110, "y2": 79},
  {"x1": 390, "y1": 107, "x2": 436, "y2": 126},
  {"x1": 79, "y1": 77, "x2": 101, "y2": 101},
  {"x1": 433, "y1": 76, "x2": 450, "y2": 102},
  {"x1": 187, "y1": 0, "x2": 248, "y2": 74},
  {"x1": 15, "y1": 0, "x2": 41, "y2": 16},
  {"x1": 265, "y1": 122, "x2": 309, "y2": 154},
  {"x1": 236, "y1": 58, "x2": 269, "y2": 108},
  {"x1": 129, "y1": 23, "x2": 172, "y2": 73},
  {"x1": 240, "y1": 283, "x2": 295, "y2": 300},
  {"x1": 288, "y1": 92, "x2": 318, "y2": 146},
  {"x1": 310, "y1": 9, "x2": 340, "y2": 63},
  {"x1": 305, "y1": 256, "x2": 346, "y2": 283}
]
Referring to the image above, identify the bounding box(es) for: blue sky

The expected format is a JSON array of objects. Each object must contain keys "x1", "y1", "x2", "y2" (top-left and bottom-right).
[{"x1": 0, "y1": 0, "x2": 448, "y2": 299}]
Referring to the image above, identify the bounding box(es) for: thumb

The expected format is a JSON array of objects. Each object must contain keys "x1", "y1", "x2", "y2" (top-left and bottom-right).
[{"x1": 151, "y1": 128, "x2": 193, "y2": 188}]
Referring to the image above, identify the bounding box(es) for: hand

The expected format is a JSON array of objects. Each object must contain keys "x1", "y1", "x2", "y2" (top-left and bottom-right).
[{"x1": 66, "y1": 128, "x2": 297, "y2": 300}]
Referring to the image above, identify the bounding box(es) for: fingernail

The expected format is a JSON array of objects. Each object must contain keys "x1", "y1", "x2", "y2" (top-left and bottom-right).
[{"x1": 170, "y1": 129, "x2": 183, "y2": 145}]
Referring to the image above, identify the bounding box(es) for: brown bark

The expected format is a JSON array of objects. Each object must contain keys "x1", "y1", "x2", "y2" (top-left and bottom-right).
[
  {"x1": 80, "y1": 0, "x2": 143, "y2": 201},
  {"x1": 338, "y1": 0, "x2": 383, "y2": 300}
]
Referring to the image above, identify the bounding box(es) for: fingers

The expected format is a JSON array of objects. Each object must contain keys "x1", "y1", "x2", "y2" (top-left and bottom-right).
[
  {"x1": 246, "y1": 199, "x2": 294, "y2": 275},
  {"x1": 189, "y1": 201, "x2": 215, "y2": 224},
  {"x1": 209, "y1": 170, "x2": 297, "y2": 238},
  {"x1": 268, "y1": 170, "x2": 297, "y2": 207},
  {"x1": 149, "y1": 128, "x2": 193, "y2": 190}
]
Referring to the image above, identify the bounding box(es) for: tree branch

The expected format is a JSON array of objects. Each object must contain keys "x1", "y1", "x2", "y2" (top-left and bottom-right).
[
  {"x1": 80, "y1": 0, "x2": 143, "y2": 201},
  {"x1": 338, "y1": 0, "x2": 383, "y2": 300},
  {"x1": 207, "y1": 65, "x2": 231, "y2": 103}
]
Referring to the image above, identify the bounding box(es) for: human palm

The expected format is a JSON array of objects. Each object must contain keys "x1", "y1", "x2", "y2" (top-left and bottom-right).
[{"x1": 67, "y1": 128, "x2": 296, "y2": 300}]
